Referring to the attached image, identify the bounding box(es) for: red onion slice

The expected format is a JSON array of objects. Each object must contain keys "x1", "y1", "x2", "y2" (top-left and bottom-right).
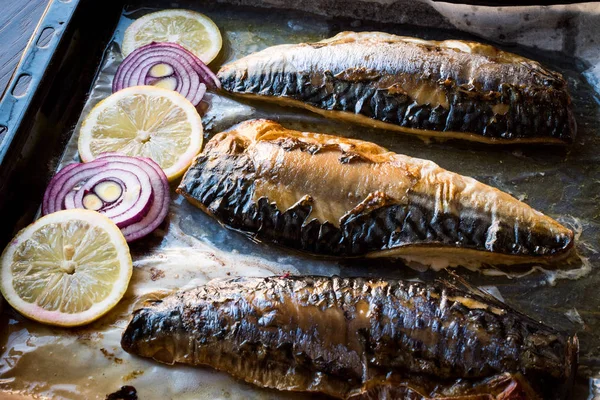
[
  {"x1": 72, "y1": 168, "x2": 151, "y2": 228},
  {"x1": 42, "y1": 154, "x2": 170, "y2": 242},
  {"x1": 45, "y1": 161, "x2": 111, "y2": 214},
  {"x1": 116, "y1": 159, "x2": 170, "y2": 242},
  {"x1": 113, "y1": 42, "x2": 220, "y2": 106},
  {"x1": 43, "y1": 162, "x2": 81, "y2": 214},
  {"x1": 145, "y1": 42, "x2": 220, "y2": 89},
  {"x1": 95, "y1": 154, "x2": 169, "y2": 242}
]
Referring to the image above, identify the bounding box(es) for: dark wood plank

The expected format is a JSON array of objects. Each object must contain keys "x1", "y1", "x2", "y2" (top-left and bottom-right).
[{"x1": 0, "y1": 0, "x2": 50, "y2": 97}]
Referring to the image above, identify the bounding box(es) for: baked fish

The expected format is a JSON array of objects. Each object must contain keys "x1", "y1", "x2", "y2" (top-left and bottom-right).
[
  {"x1": 217, "y1": 32, "x2": 575, "y2": 144},
  {"x1": 121, "y1": 276, "x2": 577, "y2": 399},
  {"x1": 177, "y1": 119, "x2": 573, "y2": 266}
]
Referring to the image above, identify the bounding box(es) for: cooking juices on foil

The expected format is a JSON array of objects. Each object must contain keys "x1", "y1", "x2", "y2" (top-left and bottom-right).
[{"x1": 0, "y1": 3, "x2": 597, "y2": 398}]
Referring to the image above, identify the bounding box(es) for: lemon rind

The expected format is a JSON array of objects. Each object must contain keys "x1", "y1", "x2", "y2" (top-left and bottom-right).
[
  {"x1": 122, "y1": 9, "x2": 222, "y2": 64},
  {"x1": 0, "y1": 209, "x2": 133, "y2": 327}
]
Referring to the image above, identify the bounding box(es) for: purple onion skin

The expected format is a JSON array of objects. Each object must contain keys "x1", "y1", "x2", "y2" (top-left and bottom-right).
[
  {"x1": 146, "y1": 42, "x2": 220, "y2": 89},
  {"x1": 113, "y1": 42, "x2": 219, "y2": 106},
  {"x1": 44, "y1": 161, "x2": 111, "y2": 215},
  {"x1": 42, "y1": 162, "x2": 81, "y2": 214},
  {"x1": 72, "y1": 166, "x2": 151, "y2": 229},
  {"x1": 42, "y1": 153, "x2": 170, "y2": 242},
  {"x1": 96, "y1": 154, "x2": 170, "y2": 242}
]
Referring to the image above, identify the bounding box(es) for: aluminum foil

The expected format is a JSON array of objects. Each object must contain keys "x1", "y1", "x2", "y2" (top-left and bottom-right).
[{"x1": 1, "y1": 3, "x2": 599, "y2": 399}]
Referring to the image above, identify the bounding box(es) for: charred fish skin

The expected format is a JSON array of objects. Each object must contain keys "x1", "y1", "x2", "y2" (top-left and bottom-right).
[
  {"x1": 121, "y1": 276, "x2": 577, "y2": 399},
  {"x1": 217, "y1": 32, "x2": 576, "y2": 144},
  {"x1": 177, "y1": 119, "x2": 573, "y2": 264}
]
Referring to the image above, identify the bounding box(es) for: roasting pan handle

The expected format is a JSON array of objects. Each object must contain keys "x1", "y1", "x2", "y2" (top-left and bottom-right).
[{"x1": 0, "y1": 0, "x2": 80, "y2": 165}]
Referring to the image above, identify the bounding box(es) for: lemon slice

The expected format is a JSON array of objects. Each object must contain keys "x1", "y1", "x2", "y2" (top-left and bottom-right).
[
  {"x1": 122, "y1": 9, "x2": 222, "y2": 64},
  {"x1": 0, "y1": 209, "x2": 133, "y2": 327},
  {"x1": 78, "y1": 86, "x2": 203, "y2": 181}
]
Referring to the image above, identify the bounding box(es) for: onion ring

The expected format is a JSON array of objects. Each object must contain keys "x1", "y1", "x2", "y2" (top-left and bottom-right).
[
  {"x1": 113, "y1": 42, "x2": 219, "y2": 106},
  {"x1": 42, "y1": 154, "x2": 170, "y2": 242}
]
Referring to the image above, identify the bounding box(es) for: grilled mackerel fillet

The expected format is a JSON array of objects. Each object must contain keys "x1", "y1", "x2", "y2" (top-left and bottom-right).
[
  {"x1": 177, "y1": 119, "x2": 573, "y2": 265},
  {"x1": 217, "y1": 32, "x2": 575, "y2": 144},
  {"x1": 122, "y1": 276, "x2": 577, "y2": 399}
]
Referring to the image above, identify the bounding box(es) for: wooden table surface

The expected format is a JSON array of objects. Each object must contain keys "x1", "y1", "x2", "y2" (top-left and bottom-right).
[{"x1": 0, "y1": 0, "x2": 50, "y2": 97}]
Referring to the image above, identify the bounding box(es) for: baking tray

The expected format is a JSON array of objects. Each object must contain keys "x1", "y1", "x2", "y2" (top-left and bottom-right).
[{"x1": 0, "y1": 0, "x2": 599, "y2": 398}]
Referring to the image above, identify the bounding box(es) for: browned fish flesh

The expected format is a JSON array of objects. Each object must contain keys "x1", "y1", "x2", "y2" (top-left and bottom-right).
[
  {"x1": 177, "y1": 119, "x2": 574, "y2": 266},
  {"x1": 121, "y1": 276, "x2": 578, "y2": 399},
  {"x1": 217, "y1": 32, "x2": 576, "y2": 144}
]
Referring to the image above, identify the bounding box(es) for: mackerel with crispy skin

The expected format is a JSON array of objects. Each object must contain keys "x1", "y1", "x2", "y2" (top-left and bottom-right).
[
  {"x1": 217, "y1": 32, "x2": 576, "y2": 144},
  {"x1": 177, "y1": 119, "x2": 573, "y2": 265},
  {"x1": 121, "y1": 276, "x2": 577, "y2": 399}
]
